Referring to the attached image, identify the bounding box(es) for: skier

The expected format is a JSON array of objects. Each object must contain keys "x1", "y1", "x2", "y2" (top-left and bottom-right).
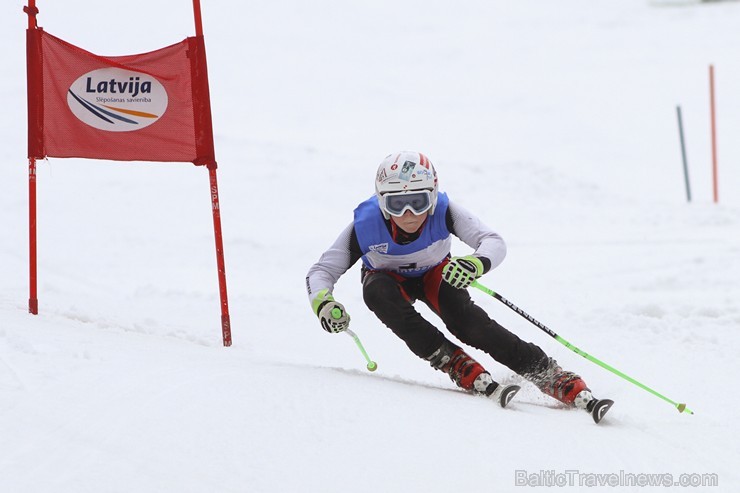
[{"x1": 306, "y1": 151, "x2": 602, "y2": 415}]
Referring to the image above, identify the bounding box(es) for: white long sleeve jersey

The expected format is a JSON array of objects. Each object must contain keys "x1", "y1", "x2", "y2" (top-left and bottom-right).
[{"x1": 305, "y1": 199, "x2": 506, "y2": 304}]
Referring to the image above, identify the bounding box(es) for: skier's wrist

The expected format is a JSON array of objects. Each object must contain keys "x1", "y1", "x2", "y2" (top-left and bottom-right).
[{"x1": 311, "y1": 289, "x2": 334, "y2": 317}]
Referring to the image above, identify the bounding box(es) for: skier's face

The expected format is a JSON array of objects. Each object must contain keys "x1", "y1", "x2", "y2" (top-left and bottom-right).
[{"x1": 391, "y1": 210, "x2": 428, "y2": 234}]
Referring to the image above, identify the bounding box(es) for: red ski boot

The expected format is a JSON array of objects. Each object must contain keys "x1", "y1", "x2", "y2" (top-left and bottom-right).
[
  {"x1": 531, "y1": 358, "x2": 590, "y2": 406},
  {"x1": 531, "y1": 359, "x2": 614, "y2": 423},
  {"x1": 426, "y1": 340, "x2": 520, "y2": 407}
]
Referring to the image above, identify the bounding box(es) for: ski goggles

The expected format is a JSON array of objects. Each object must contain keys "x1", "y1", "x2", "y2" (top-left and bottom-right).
[{"x1": 381, "y1": 190, "x2": 433, "y2": 217}]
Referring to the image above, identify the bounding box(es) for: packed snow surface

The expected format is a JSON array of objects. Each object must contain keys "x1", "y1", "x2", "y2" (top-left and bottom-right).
[{"x1": 2, "y1": 1, "x2": 739, "y2": 492}]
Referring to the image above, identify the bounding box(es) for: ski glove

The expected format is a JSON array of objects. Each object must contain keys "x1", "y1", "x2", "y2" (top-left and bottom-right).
[
  {"x1": 312, "y1": 289, "x2": 350, "y2": 333},
  {"x1": 442, "y1": 255, "x2": 484, "y2": 289}
]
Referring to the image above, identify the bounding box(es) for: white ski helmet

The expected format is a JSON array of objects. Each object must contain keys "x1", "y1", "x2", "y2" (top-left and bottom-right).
[{"x1": 375, "y1": 151, "x2": 438, "y2": 219}]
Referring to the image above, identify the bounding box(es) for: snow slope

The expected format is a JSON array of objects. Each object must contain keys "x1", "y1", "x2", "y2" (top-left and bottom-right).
[{"x1": 2, "y1": 1, "x2": 739, "y2": 491}]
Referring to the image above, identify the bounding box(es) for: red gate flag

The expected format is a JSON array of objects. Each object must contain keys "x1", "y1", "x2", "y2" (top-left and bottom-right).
[
  {"x1": 25, "y1": 1, "x2": 231, "y2": 347},
  {"x1": 27, "y1": 29, "x2": 215, "y2": 165}
]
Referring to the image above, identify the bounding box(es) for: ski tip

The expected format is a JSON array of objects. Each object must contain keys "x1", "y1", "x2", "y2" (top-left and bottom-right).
[
  {"x1": 591, "y1": 399, "x2": 614, "y2": 424},
  {"x1": 499, "y1": 384, "x2": 521, "y2": 408}
]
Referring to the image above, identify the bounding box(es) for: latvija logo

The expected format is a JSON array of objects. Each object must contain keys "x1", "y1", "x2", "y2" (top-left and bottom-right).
[{"x1": 67, "y1": 67, "x2": 168, "y2": 132}]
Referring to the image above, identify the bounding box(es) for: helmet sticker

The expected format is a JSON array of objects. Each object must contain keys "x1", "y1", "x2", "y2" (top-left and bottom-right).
[
  {"x1": 376, "y1": 167, "x2": 387, "y2": 183},
  {"x1": 399, "y1": 161, "x2": 417, "y2": 181}
]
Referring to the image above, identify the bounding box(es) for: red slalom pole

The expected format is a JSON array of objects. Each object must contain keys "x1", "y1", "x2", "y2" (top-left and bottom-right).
[
  {"x1": 709, "y1": 64, "x2": 718, "y2": 203},
  {"x1": 25, "y1": 1, "x2": 39, "y2": 314},
  {"x1": 28, "y1": 158, "x2": 38, "y2": 314},
  {"x1": 208, "y1": 164, "x2": 232, "y2": 346},
  {"x1": 192, "y1": 0, "x2": 231, "y2": 346},
  {"x1": 193, "y1": 0, "x2": 204, "y2": 36}
]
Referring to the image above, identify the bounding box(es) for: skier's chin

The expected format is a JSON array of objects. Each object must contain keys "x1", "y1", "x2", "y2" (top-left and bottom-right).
[{"x1": 392, "y1": 212, "x2": 427, "y2": 233}]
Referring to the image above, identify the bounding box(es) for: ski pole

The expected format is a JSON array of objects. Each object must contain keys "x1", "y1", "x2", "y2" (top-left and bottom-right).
[
  {"x1": 471, "y1": 281, "x2": 693, "y2": 415},
  {"x1": 345, "y1": 329, "x2": 378, "y2": 372}
]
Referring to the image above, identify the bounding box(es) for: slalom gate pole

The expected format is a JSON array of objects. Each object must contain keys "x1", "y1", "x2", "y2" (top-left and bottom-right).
[
  {"x1": 208, "y1": 164, "x2": 231, "y2": 347},
  {"x1": 28, "y1": 157, "x2": 38, "y2": 314},
  {"x1": 344, "y1": 329, "x2": 377, "y2": 372},
  {"x1": 676, "y1": 105, "x2": 691, "y2": 203},
  {"x1": 709, "y1": 64, "x2": 718, "y2": 204},
  {"x1": 192, "y1": 0, "x2": 231, "y2": 346},
  {"x1": 471, "y1": 281, "x2": 693, "y2": 414},
  {"x1": 25, "y1": 1, "x2": 39, "y2": 315},
  {"x1": 192, "y1": 0, "x2": 204, "y2": 37}
]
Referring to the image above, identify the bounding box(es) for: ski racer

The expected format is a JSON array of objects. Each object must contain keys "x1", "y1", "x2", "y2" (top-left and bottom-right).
[{"x1": 306, "y1": 151, "x2": 600, "y2": 413}]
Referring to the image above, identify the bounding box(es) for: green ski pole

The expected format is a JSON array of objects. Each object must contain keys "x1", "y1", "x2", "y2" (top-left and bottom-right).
[
  {"x1": 327, "y1": 306, "x2": 378, "y2": 372},
  {"x1": 345, "y1": 329, "x2": 378, "y2": 372},
  {"x1": 471, "y1": 281, "x2": 693, "y2": 415}
]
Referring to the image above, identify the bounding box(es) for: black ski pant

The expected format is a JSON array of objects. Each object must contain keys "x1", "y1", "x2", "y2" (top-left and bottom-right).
[{"x1": 362, "y1": 264, "x2": 549, "y2": 376}]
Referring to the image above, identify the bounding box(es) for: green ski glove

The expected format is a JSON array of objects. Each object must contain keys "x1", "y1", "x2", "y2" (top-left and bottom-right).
[
  {"x1": 312, "y1": 289, "x2": 350, "y2": 333},
  {"x1": 442, "y1": 255, "x2": 484, "y2": 289}
]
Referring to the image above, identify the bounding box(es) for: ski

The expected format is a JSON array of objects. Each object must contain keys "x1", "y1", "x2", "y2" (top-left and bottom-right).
[
  {"x1": 337, "y1": 366, "x2": 610, "y2": 421},
  {"x1": 490, "y1": 384, "x2": 521, "y2": 408},
  {"x1": 588, "y1": 398, "x2": 614, "y2": 424},
  {"x1": 485, "y1": 383, "x2": 612, "y2": 422}
]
